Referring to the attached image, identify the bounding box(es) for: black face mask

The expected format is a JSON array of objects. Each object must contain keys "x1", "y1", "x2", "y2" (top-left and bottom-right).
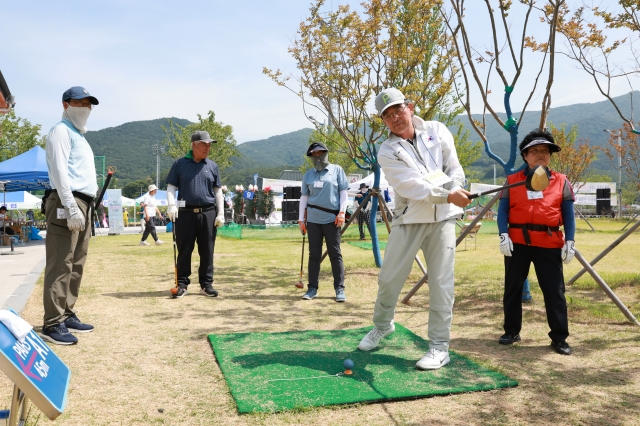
[{"x1": 312, "y1": 152, "x2": 329, "y2": 171}]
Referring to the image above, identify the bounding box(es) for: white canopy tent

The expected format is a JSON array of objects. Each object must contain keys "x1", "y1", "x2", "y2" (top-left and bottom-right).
[{"x1": 0, "y1": 190, "x2": 42, "y2": 210}]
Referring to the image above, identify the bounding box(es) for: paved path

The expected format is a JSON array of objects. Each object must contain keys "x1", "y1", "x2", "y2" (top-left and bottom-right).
[{"x1": 0, "y1": 225, "x2": 155, "y2": 313}]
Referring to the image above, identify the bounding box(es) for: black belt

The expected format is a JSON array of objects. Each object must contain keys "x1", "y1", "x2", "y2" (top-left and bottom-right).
[
  {"x1": 47, "y1": 189, "x2": 95, "y2": 204},
  {"x1": 179, "y1": 205, "x2": 216, "y2": 213},
  {"x1": 509, "y1": 223, "x2": 560, "y2": 245},
  {"x1": 307, "y1": 203, "x2": 339, "y2": 215}
]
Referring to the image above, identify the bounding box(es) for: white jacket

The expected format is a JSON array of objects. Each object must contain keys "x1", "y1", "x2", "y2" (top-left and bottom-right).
[{"x1": 378, "y1": 116, "x2": 465, "y2": 225}]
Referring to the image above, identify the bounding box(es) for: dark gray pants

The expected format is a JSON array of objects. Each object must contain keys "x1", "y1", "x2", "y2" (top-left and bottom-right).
[
  {"x1": 307, "y1": 222, "x2": 344, "y2": 290},
  {"x1": 43, "y1": 191, "x2": 92, "y2": 327},
  {"x1": 141, "y1": 218, "x2": 158, "y2": 242},
  {"x1": 176, "y1": 208, "x2": 217, "y2": 287}
]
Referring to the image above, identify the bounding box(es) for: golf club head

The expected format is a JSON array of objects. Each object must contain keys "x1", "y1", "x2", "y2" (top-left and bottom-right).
[
  {"x1": 526, "y1": 165, "x2": 550, "y2": 191},
  {"x1": 295, "y1": 281, "x2": 304, "y2": 289}
]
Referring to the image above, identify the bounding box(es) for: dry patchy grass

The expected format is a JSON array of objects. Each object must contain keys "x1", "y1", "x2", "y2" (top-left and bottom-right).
[{"x1": 1, "y1": 221, "x2": 639, "y2": 425}]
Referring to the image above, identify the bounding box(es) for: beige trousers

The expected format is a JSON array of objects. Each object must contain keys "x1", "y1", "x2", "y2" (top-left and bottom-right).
[
  {"x1": 373, "y1": 219, "x2": 456, "y2": 351},
  {"x1": 43, "y1": 191, "x2": 92, "y2": 327}
]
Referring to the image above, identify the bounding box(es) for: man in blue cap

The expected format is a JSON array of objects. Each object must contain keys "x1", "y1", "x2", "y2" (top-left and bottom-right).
[{"x1": 42, "y1": 86, "x2": 99, "y2": 345}]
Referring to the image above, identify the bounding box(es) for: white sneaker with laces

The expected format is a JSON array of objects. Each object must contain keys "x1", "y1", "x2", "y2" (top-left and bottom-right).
[
  {"x1": 155, "y1": 239, "x2": 164, "y2": 245},
  {"x1": 357, "y1": 323, "x2": 395, "y2": 351},
  {"x1": 139, "y1": 241, "x2": 150, "y2": 246},
  {"x1": 416, "y1": 348, "x2": 450, "y2": 370}
]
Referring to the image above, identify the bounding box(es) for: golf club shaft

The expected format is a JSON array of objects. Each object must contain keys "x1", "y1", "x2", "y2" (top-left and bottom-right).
[
  {"x1": 172, "y1": 219, "x2": 178, "y2": 288},
  {"x1": 94, "y1": 171, "x2": 114, "y2": 208},
  {"x1": 299, "y1": 233, "x2": 305, "y2": 278},
  {"x1": 468, "y1": 180, "x2": 526, "y2": 199}
]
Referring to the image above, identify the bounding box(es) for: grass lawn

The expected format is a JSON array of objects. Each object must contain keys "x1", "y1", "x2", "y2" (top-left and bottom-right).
[{"x1": 1, "y1": 219, "x2": 639, "y2": 424}]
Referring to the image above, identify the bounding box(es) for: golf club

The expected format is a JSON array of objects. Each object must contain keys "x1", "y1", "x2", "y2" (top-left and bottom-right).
[
  {"x1": 295, "y1": 232, "x2": 305, "y2": 288},
  {"x1": 469, "y1": 165, "x2": 549, "y2": 199},
  {"x1": 92, "y1": 169, "x2": 114, "y2": 236},
  {"x1": 169, "y1": 220, "x2": 179, "y2": 296}
]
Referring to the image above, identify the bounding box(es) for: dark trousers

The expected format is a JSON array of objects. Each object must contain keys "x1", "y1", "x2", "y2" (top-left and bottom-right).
[
  {"x1": 176, "y1": 208, "x2": 217, "y2": 288},
  {"x1": 307, "y1": 221, "x2": 344, "y2": 290},
  {"x1": 357, "y1": 210, "x2": 371, "y2": 239},
  {"x1": 43, "y1": 191, "x2": 92, "y2": 327},
  {"x1": 141, "y1": 218, "x2": 158, "y2": 242},
  {"x1": 503, "y1": 244, "x2": 569, "y2": 342}
]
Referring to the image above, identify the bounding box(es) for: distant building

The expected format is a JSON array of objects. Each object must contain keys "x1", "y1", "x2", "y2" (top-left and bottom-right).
[
  {"x1": 0, "y1": 70, "x2": 15, "y2": 114},
  {"x1": 279, "y1": 170, "x2": 303, "y2": 181}
]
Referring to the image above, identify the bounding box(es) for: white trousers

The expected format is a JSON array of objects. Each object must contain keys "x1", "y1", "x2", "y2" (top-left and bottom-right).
[{"x1": 373, "y1": 219, "x2": 456, "y2": 351}]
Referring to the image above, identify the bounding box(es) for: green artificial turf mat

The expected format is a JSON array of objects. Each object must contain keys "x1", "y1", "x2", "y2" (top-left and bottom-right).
[
  {"x1": 347, "y1": 240, "x2": 387, "y2": 250},
  {"x1": 208, "y1": 324, "x2": 517, "y2": 413}
]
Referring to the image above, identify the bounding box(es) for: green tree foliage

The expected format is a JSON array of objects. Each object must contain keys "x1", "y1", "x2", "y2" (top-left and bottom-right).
[
  {"x1": 0, "y1": 110, "x2": 43, "y2": 161},
  {"x1": 548, "y1": 123, "x2": 598, "y2": 190},
  {"x1": 122, "y1": 179, "x2": 154, "y2": 198},
  {"x1": 162, "y1": 111, "x2": 239, "y2": 170}
]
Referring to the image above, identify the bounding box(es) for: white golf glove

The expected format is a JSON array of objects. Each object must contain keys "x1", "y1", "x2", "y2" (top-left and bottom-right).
[
  {"x1": 499, "y1": 233, "x2": 513, "y2": 257},
  {"x1": 215, "y1": 215, "x2": 224, "y2": 227},
  {"x1": 166, "y1": 184, "x2": 178, "y2": 221},
  {"x1": 561, "y1": 240, "x2": 575, "y2": 264},
  {"x1": 65, "y1": 204, "x2": 85, "y2": 232},
  {"x1": 167, "y1": 205, "x2": 178, "y2": 222}
]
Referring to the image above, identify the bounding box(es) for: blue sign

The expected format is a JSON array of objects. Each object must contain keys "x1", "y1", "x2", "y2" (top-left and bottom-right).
[
  {"x1": 0, "y1": 317, "x2": 70, "y2": 420},
  {"x1": 243, "y1": 190, "x2": 254, "y2": 200}
]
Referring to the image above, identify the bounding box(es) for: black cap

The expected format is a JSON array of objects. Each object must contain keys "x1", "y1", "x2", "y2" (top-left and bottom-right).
[
  {"x1": 62, "y1": 86, "x2": 99, "y2": 105},
  {"x1": 359, "y1": 183, "x2": 369, "y2": 189},
  {"x1": 191, "y1": 130, "x2": 216, "y2": 143},
  {"x1": 306, "y1": 142, "x2": 328, "y2": 157},
  {"x1": 518, "y1": 129, "x2": 560, "y2": 154}
]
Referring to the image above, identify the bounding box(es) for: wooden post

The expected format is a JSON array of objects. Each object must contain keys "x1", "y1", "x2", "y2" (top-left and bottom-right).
[
  {"x1": 574, "y1": 249, "x2": 640, "y2": 326},
  {"x1": 568, "y1": 219, "x2": 640, "y2": 285}
]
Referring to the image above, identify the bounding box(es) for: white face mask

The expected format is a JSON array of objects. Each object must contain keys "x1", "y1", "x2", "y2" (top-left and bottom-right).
[{"x1": 63, "y1": 105, "x2": 91, "y2": 134}]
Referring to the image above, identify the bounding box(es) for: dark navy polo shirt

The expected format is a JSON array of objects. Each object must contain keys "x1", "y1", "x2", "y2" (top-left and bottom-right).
[{"x1": 166, "y1": 156, "x2": 220, "y2": 206}]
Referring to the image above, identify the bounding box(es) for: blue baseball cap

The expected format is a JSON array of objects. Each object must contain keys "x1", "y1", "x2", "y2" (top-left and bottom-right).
[{"x1": 62, "y1": 86, "x2": 99, "y2": 105}]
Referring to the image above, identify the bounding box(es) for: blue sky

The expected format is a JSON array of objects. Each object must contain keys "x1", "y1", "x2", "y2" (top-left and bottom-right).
[{"x1": 2, "y1": 1, "x2": 635, "y2": 143}]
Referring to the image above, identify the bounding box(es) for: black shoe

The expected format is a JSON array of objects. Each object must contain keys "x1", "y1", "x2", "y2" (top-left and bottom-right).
[
  {"x1": 64, "y1": 314, "x2": 94, "y2": 333},
  {"x1": 200, "y1": 284, "x2": 218, "y2": 297},
  {"x1": 499, "y1": 333, "x2": 521, "y2": 345},
  {"x1": 41, "y1": 323, "x2": 78, "y2": 345},
  {"x1": 173, "y1": 286, "x2": 187, "y2": 299},
  {"x1": 551, "y1": 340, "x2": 571, "y2": 355}
]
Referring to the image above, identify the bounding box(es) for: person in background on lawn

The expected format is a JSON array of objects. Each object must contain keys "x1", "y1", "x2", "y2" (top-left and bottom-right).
[
  {"x1": 122, "y1": 208, "x2": 128, "y2": 227},
  {"x1": 298, "y1": 142, "x2": 349, "y2": 302},
  {"x1": 139, "y1": 184, "x2": 163, "y2": 246},
  {"x1": 358, "y1": 88, "x2": 471, "y2": 370},
  {"x1": 354, "y1": 183, "x2": 373, "y2": 240},
  {"x1": 42, "y1": 86, "x2": 99, "y2": 345},
  {"x1": 497, "y1": 129, "x2": 576, "y2": 355},
  {"x1": 0, "y1": 205, "x2": 15, "y2": 235},
  {"x1": 166, "y1": 131, "x2": 224, "y2": 298}
]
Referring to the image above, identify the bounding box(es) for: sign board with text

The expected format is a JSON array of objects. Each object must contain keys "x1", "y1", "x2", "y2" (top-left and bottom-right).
[{"x1": 0, "y1": 321, "x2": 69, "y2": 420}]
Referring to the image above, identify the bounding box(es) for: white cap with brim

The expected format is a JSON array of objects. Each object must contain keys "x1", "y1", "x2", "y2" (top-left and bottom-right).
[
  {"x1": 520, "y1": 139, "x2": 561, "y2": 153},
  {"x1": 148, "y1": 184, "x2": 158, "y2": 192},
  {"x1": 375, "y1": 88, "x2": 405, "y2": 115}
]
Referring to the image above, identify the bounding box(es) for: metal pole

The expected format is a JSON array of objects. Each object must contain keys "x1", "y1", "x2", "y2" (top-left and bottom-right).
[
  {"x1": 152, "y1": 144, "x2": 160, "y2": 188},
  {"x1": 617, "y1": 131, "x2": 622, "y2": 218}
]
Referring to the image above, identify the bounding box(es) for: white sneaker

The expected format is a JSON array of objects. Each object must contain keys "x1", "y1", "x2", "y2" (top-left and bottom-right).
[
  {"x1": 416, "y1": 348, "x2": 450, "y2": 370},
  {"x1": 357, "y1": 323, "x2": 395, "y2": 351},
  {"x1": 139, "y1": 241, "x2": 150, "y2": 246},
  {"x1": 155, "y1": 239, "x2": 164, "y2": 245}
]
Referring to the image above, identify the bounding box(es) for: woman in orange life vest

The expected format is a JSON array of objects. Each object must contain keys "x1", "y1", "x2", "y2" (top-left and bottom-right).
[{"x1": 496, "y1": 129, "x2": 576, "y2": 355}]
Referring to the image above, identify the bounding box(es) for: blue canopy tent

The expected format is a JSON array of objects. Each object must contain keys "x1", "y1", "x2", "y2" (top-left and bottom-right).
[{"x1": 0, "y1": 146, "x2": 50, "y2": 192}]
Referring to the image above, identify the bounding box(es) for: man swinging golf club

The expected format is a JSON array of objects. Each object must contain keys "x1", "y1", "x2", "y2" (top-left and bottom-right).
[
  {"x1": 357, "y1": 88, "x2": 471, "y2": 370},
  {"x1": 166, "y1": 130, "x2": 225, "y2": 298},
  {"x1": 497, "y1": 129, "x2": 576, "y2": 355}
]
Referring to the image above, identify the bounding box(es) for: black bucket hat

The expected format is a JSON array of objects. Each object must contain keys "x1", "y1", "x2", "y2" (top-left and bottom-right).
[{"x1": 306, "y1": 142, "x2": 328, "y2": 157}]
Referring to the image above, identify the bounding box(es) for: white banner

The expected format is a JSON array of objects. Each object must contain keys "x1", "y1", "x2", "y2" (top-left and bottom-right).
[{"x1": 106, "y1": 189, "x2": 124, "y2": 235}]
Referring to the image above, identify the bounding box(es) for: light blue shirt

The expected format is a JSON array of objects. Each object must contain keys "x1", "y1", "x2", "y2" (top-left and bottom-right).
[
  {"x1": 46, "y1": 120, "x2": 98, "y2": 207},
  {"x1": 301, "y1": 164, "x2": 348, "y2": 224}
]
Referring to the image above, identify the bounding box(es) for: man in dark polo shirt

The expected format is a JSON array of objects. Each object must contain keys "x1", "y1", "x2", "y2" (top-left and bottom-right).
[{"x1": 166, "y1": 130, "x2": 225, "y2": 298}]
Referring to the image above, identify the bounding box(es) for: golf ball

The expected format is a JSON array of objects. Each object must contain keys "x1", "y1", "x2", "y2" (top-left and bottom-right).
[{"x1": 344, "y1": 358, "x2": 354, "y2": 370}]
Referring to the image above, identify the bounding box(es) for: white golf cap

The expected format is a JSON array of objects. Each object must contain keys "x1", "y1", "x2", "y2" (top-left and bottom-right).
[
  {"x1": 148, "y1": 184, "x2": 158, "y2": 192},
  {"x1": 375, "y1": 88, "x2": 406, "y2": 115}
]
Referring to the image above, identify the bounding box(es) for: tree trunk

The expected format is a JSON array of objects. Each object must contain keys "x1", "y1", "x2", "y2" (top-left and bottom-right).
[{"x1": 369, "y1": 164, "x2": 383, "y2": 267}]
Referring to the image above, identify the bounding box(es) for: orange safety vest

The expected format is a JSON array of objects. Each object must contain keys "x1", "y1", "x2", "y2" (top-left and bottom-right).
[{"x1": 507, "y1": 169, "x2": 566, "y2": 248}]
